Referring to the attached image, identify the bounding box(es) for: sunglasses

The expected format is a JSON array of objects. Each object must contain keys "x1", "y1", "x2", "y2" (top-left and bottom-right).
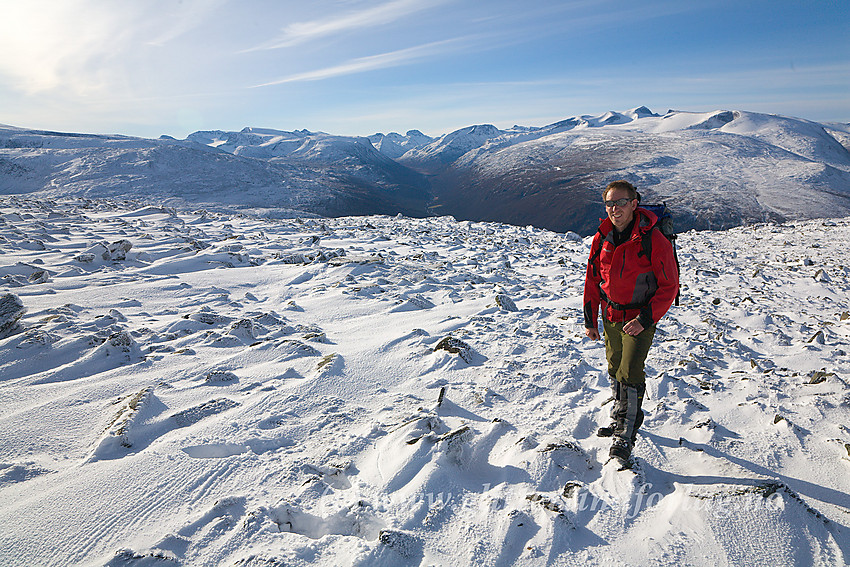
[{"x1": 604, "y1": 198, "x2": 635, "y2": 208}]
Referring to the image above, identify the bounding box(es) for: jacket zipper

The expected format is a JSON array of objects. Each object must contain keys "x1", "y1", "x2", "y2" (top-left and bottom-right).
[{"x1": 620, "y1": 248, "x2": 627, "y2": 278}]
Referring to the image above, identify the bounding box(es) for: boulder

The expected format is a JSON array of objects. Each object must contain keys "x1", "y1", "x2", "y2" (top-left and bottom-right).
[
  {"x1": 434, "y1": 336, "x2": 475, "y2": 363},
  {"x1": 0, "y1": 293, "x2": 26, "y2": 337}
]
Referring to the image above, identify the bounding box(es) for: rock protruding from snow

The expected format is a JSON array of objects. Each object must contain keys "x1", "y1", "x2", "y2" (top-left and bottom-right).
[
  {"x1": 75, "y1": 240, "x2": 133, "y2": 263},
  {"x1": 107, "y1": 239, "x2": 133, "y2": 260},
  {"x1": 171, "y1": 399, "x2": 239, "y2": 428},
  {"x1": 87, "y1": 387, "x2": 154, "y2": 461},
  {"x1": 434, "y1": 336, "x2": 475, "y2": 363},
  {"x1": 495, "y1": 294, "x2": 519, "y2": 312},
  {"x1": 0, "y1": 293, "x2": 26, "y2": 337}
]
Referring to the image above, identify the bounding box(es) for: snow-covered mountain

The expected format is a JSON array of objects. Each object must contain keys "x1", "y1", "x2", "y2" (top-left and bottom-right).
[
  {"x1": 0, "y1": 125, "x2": 430, "y2": 219},
  {"x1": 368, "y1": 130, "x2": 434, "y2": 160},
  {"x1": 395, "y1": 107, "x2": 664, "y2": 170},
  {"x1": 2, "y1": 107, "x2": 850, "y2": 235},
  {"x1": 392, "y1": 108, "x2": 850, "y2": 234},
  {"x1": 1, "y1": 196, "x2": 849, "y2": 565}
]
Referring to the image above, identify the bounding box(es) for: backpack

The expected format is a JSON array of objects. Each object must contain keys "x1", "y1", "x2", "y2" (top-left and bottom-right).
[{"x1": 637, "y1": 200, "x2": 680, "y2": 306}]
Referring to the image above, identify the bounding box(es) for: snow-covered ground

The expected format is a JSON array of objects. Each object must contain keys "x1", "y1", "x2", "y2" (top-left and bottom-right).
[{"x1": 1, "y1": 196, "x2": 848, "y2": 566}]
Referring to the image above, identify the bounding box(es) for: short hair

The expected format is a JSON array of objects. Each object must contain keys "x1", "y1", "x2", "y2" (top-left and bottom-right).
[{"x1": 603, "y1": 180, "x2": 638, "y2": 201}]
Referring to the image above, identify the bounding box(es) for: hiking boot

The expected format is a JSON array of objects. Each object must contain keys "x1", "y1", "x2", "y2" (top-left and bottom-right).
[
  {"x1": 609, "y1": 437, "x2": 632, "y2": 461},
  {"x1": 597, "y1": 422, "x2": 621, "y2": 437}
]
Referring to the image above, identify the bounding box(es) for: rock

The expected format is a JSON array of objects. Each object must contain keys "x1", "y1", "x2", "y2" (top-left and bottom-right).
[
  {"x1": 107, "y1": 331, "x2": 135, "y2": 351},
  {"x1": 806, "y1": 370, "x2": 834, "y2": 385},
  {"x1": 107, "y1": 239, "x2": 133, "y2": 260},
  {"x1": 229, "y1": 318, "x2": 260, "y2": 341},
  {"x1": 495, "y1": 294, "x2": 519, "y2": 312},
  {"x1": 316, "y1": 353, "x2": 343, "y2": 374},
  {"x1": 171, "y1": 398, "x2": 239, "y2": 428},
  {"x1": 205, "y1": 370, "x2": 239, "y2": 383},
  {"x1": 27, "y1": 270, "x2": 50, "y2": 284},
  {"x1": 105, "y1": 388, "x2": 153, "y2": 447},
  {"x1": 563, "y1": 481, "x2": 583, "y2": 498},
  {"x1": 76, "y1": 240, "x2": 132, "y2": 262},
  {"x1": 107, "y1": 548, "x2": 176, "y2": 565},
  {"x1": 0, "y1": 293, "x2": 26, "y2": 337},
  {"x1": 303, "y1": 331, "x2": 328, "y2": 343},
  {"x1": 186, "y1": 309, "x2": 232, "y2": 325},
  {"x1": 377, "y1": 529, "x2": 424, "y2": 559},
  {"x1": 17, "y1": 328, "x2": 59, "y2": 348},
  {"x1": 93, "y1": 331, "x2": 142, "y2": 362},
  {"x1": 276, "y1": 248, "x2": 346, "y2": 265},
  {"x1": 434, "y1": 336, "x2": 475, "y2": 363},
  {"x1": 813, "y1": 268, "x2": 831, "y2": 282},
  {"x1": 527, "y1": 493, "x2": 566, "y2": 514}
]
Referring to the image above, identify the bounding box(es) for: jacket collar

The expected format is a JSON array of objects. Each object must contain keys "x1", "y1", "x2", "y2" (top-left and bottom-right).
[{"x1": 597, "y1": 207, "x2": 658, "y2": 240}]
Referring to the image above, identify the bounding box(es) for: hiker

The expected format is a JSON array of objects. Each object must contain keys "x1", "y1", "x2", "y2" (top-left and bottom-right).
[{"x1": 583, "y1": 180, "x2": 679, "y2": 462}]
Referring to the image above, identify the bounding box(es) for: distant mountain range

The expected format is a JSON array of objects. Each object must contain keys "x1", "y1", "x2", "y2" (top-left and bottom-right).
[{"x1": 2, "y1": 107, "x2": 850, "y2": 234}]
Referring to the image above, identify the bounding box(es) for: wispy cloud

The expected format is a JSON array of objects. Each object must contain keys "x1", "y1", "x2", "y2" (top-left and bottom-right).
[
  {"x1": 145, "y1": 0, "x2": 226, "y2": 47},
  {"x1": 253, "y1": 37, "x2": 470, "y2": 86},
  {"x1": 245, "y1": 0, "x2": 449, "y2": 51}
]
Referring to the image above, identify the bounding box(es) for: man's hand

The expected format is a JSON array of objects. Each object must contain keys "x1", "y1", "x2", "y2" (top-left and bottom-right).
[
  {"x1": 623, "y1": 318, "x2": 645, "y2": 336},
  {"x1": 585, "y1": 327, "x2": 600, "y2": 341}
]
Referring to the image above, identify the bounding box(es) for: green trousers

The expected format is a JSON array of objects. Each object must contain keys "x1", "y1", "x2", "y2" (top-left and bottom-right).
[{"x1": 603, "y1": 318, "x2": 656, "y2": 385}]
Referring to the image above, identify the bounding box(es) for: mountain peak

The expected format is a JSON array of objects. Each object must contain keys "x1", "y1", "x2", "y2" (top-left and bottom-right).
[{"x1": 629, "y1": 106, "x2": 658, "y2": 118}]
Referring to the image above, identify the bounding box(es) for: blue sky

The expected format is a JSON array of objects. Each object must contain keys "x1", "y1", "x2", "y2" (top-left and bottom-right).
[{"x1": 1, "y1": 0, "x2": 848, "y2": 138}]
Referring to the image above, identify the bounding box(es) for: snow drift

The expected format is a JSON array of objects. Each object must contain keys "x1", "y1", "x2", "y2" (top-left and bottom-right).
[{"x1": 0, "y1": 196, "x2": 848, "y2": 566}]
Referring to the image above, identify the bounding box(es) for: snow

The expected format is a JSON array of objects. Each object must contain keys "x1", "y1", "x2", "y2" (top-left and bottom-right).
[{"x1": 1, "y1": 195, "x2": 848, "y2": 566}]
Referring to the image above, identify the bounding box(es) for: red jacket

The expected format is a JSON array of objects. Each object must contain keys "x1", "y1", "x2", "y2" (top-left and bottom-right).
[{"x1": 584, "y1": 207, "x2": 679, "y2": 329}]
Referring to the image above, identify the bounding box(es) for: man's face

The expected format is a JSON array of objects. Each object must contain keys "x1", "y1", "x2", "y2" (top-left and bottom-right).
[{"x1": 605, "y1": 188, "x2": 637, "y2": 231}]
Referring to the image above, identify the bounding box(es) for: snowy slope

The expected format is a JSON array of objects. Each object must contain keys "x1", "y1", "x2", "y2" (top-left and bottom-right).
[{"x1": 1, "y1": 196, "x2": 848, "y2": 566}]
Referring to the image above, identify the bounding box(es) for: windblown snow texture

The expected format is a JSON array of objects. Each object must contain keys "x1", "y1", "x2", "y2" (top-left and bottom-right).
[{"x1": 1, "y1": 197, "x2": 848, "y2": 566}]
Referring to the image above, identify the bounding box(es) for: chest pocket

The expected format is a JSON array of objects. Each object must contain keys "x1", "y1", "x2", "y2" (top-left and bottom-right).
[{"x1": 598, "y1": 241, "x2": 620, "y2": 282}]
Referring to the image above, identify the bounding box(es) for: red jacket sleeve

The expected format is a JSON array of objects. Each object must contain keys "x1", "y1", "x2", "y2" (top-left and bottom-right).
[{"x1": 583, "y1": 233, "x2": 603, "y2": 329}]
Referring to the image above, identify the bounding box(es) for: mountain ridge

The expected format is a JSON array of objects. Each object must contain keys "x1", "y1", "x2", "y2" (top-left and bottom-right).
[{"x1": 2, "y1": 107, "x2": 850, "y2": 234}]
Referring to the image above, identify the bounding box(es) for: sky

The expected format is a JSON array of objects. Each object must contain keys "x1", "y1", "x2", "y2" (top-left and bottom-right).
[{"x1": 0, "y1": 0, "x2": 848, "y2": 139}]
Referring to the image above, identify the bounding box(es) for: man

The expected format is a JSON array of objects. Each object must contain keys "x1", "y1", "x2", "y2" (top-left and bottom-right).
[{"x1": 583, "y1": 180, "x2": 679, "y2": 463}]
